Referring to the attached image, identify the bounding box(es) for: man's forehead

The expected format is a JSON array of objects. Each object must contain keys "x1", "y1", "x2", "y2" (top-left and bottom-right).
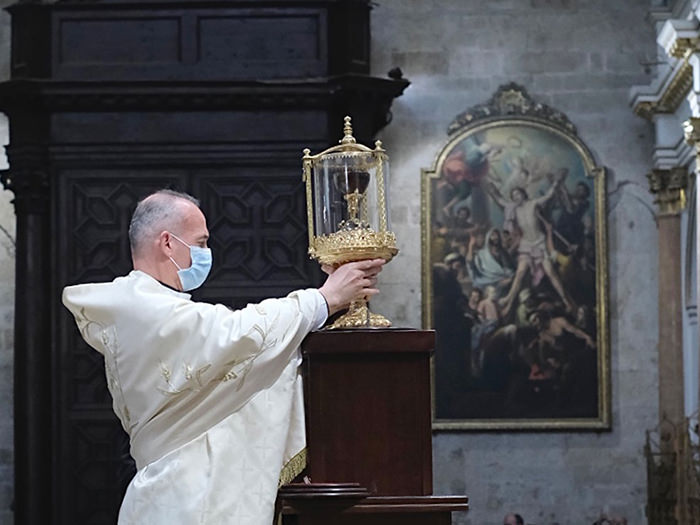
[
  {"x1": 179, "y1": 201, "x2": 209, "y2": 235},
  {"x1": 181, "y1": 201, "x2": 205, "y2": 221}
]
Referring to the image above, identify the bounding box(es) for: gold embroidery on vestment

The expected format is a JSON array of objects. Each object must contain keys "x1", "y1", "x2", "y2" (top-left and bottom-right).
[
  {"x1": 158, "y1": 361, "x2": 213, "y2": 396},
  {"x1": 72, "y1": 309, "x2": 135, "y2": 428},
  {"x1": 278, "y1": 448, "x2": 307, "y2": 487}
]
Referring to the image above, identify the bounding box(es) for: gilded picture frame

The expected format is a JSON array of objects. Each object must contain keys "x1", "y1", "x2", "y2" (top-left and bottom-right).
[{"x1": 422, "y1": 84, "x2": 610, "y2": 430}]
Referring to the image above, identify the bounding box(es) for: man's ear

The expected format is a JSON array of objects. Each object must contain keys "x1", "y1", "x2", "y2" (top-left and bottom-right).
[{"x1": 157, "y1": 231, "x2": 174, "y2": 257}]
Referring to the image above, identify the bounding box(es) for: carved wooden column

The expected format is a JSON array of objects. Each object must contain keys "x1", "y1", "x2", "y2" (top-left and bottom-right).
[
  {"x1": 648, "y1": 166, "x2": 688, "y2": 425},
  {"x1": 0, "y1": 128, "x2": 52, "y2": 523},
  {"x1": 1, "y1": 6, "x2": 54, "y2": 523}
]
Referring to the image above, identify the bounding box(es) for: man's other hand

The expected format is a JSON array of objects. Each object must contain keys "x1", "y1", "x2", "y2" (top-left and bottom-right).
[{"x1": 318, "y1": 259, "x2": 385, "y2": 315}]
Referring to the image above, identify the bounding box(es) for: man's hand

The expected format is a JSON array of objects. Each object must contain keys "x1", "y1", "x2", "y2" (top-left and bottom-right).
[{"x1": 318, "y1": 259, "x2": 385, "y2": 315}]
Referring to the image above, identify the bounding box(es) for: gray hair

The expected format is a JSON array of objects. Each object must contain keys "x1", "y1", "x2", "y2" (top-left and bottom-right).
[{"x1": 129, "y1": 189, "x2": 200, "y2": 256}]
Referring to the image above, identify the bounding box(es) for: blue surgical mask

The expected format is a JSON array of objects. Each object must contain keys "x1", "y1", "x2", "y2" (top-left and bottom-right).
[{"x1": 168, "y1": 233, "x2": 212, "y2": 291}]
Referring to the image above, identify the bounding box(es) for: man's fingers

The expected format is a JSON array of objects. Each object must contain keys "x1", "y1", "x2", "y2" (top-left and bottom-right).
[
  {"x1": 320, "y1": 258, "x2": 386, "y2": 315},
  {"x1": 362, "y1": 271, "x2": 379, "y2": 288},
  {"x1": 354, "y1": 258, "x2": 385, "y2": 270}
]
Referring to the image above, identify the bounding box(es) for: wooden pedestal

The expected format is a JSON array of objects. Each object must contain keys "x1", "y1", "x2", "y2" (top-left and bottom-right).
[
  {"x1": 279, "y1": 329, "x2": 469, "y2": 524},
  {"x1": 280, "y1": 490, "x2": 468, "y2": 525}
]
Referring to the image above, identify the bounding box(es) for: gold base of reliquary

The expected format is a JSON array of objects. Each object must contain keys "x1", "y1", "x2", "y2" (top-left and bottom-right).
[{"x1": 309, "y1": 229, "x2": 398, "y2": 329}]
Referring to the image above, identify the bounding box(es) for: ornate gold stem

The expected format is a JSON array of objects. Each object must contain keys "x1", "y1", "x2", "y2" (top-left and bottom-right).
[{"x1": 328, "y1": 299, "x2": 392, "y2": 329}]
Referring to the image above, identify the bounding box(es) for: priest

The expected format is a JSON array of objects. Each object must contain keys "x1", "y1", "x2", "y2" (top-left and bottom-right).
[{"x1": 62, "y1": 189, "x2": 384, "y2": 525}]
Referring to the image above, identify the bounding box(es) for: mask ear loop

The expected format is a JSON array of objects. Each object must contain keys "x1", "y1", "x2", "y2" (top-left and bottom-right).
[
  {"x1": 169, "y1": 256, "x2": 183, "y2": 271},
  {"x1": 169, "y1": 232, "x2": 190, "y2": 248},
  {"x1": 167, "y1": 232, "x2": 188, "y2": 271}
]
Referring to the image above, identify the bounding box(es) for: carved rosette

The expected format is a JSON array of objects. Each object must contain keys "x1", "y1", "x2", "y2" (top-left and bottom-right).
[
  {"x1": 647, "y1": 167, "x2": 688, "y2": 216},
  {"x1": 447, "y1": 82, "x2": 576, "y2": 135}
]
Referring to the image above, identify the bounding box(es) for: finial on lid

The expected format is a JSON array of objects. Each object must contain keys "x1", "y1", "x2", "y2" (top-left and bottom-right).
[{"x1": 340, "y1": 116, "x2": 357, "y2": 145}]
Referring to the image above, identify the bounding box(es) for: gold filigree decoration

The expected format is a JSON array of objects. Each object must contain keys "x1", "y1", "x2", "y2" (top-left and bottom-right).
[
  {"x1": 309, "y1": 229, "x2": 398, "y2": 266},
  {"x1": 375, "y1": 144, "x2": 389, "y2": 231},
  {"x1": 278, "y1": 448, "x2": 307, "y2": 487},
  {"x1": 448, "y1": 83, "x2": 577, "y2": 135},
  {"x1": 327, "y1": 300, "x2": 392, "y2": 329}
]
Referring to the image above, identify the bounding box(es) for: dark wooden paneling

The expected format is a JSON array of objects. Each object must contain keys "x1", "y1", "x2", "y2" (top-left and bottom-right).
[
  {"x1": 59, "y1": 16, "x2": 182, "y2": 65},
  {"x1": 63, "y1": 416, "x2": 135, "y2": 525},
  {"x1": 9, "y1": 5, "x2": 51, "y2": 78},
  {"x1": 197, "y1": 171, "x2": 312, "y2": 289},
  {"x1": 2, "y1": 1, "x2": 408, "y2": 523},
  {"x1": 197, "y1": 12, "x2": 325, "y2": 77},
  {"x1": 51, "y1": 110, "x2": 328, "y2": 144},
  {"x1": 302, "y1": 330, "x2": 435, "y2": 497},
  {"x1": 52, "y1": 6, "x2": 331, "y2": 81}
]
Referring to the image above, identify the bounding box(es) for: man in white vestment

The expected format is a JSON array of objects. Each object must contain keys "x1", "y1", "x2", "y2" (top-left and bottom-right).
[{"x1": 62, "y1": 189, "x2": 385, "y2": 525}]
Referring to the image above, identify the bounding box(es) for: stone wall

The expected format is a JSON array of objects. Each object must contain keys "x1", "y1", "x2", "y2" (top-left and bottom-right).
[
  {"x1": 370, "y1": 1, "x2": 658, "y2": 524},
  {"x1": 0, "y1": 1, "x2": 13, "y2": 523}
]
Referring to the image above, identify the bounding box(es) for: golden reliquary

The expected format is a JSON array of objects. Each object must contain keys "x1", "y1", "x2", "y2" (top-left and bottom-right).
[{"x1": 302, "y1": 116, "x2": 399, "y2": 329}]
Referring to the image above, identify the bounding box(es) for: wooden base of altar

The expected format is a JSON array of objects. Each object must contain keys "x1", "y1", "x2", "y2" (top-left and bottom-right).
[
  {"x1": 279, "y1": 329, "x2": 469, "y2": 524},
  {"x1": 279, "y1": 483, "x2": 469, "y2": 525}
]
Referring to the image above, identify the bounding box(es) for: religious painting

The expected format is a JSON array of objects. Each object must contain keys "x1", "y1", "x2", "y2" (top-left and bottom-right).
[{"x1": 422, "y1": 84, "x2": 610, "y2": 430}]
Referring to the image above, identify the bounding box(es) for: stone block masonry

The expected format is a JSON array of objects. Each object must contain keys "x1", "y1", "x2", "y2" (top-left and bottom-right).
[{"x1": 370, "y1": 1, "x2": 657, "y2": 523}]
